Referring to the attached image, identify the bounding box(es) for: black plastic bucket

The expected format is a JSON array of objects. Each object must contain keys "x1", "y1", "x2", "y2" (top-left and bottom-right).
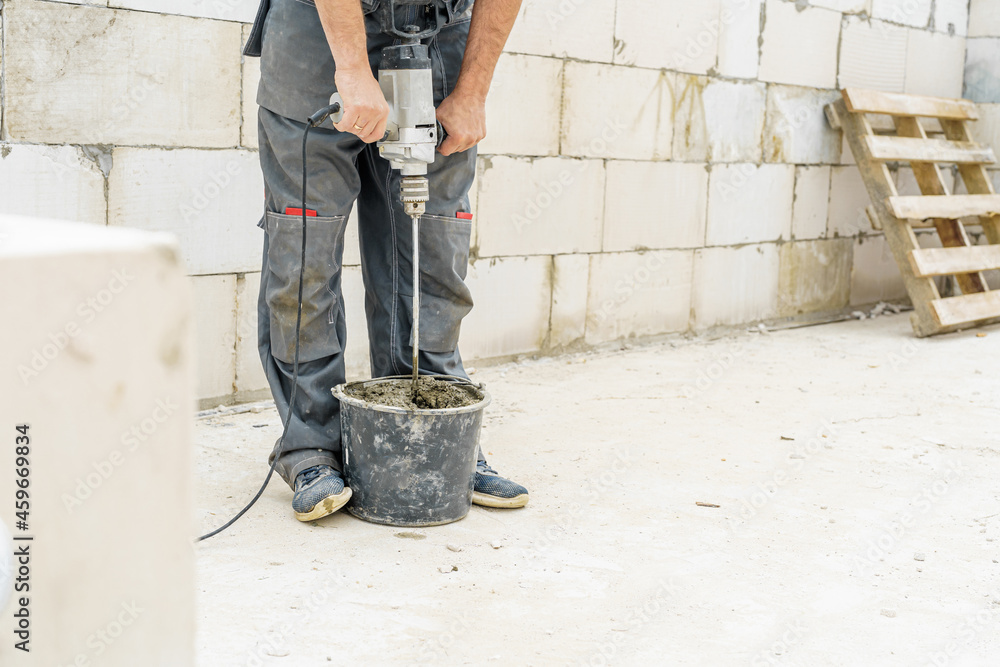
[{"x1": 332, "y1": 375, "x2": 490, "y2": 527}]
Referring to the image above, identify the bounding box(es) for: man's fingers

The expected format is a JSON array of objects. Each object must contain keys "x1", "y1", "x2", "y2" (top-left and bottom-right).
[
  {"x1": 333, "y1": 108, "x2": 361, "y2": 134},
  {"x1": 437, "y1": 135, "x2": 461, "y2": 156},
  {"x1": 372, "y1": 117, "x2": 389, "y2": 144}
]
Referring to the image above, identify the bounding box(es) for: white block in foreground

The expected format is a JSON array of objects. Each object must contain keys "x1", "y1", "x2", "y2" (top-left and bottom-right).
[{"x1": 0, "y1": 216, "x2": 195, "y2": 665}]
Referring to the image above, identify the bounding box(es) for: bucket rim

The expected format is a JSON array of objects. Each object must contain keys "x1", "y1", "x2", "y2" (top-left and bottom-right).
[{"x1": 333, "y1": 375, "x2": 491, "y2": 415}]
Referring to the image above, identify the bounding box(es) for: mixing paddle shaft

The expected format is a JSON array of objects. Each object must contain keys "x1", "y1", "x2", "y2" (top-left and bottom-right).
[{"x1": 410, "y1": 213, "x2": 420, "y2": 400}]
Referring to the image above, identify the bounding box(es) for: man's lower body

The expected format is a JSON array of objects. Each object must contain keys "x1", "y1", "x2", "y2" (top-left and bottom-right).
[{"x1": 253, "y1": 0, "x2": 527, "y2": 521}]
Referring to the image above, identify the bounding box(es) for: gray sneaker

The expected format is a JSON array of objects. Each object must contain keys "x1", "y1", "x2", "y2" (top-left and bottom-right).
[
  {"x1": 473, "y1": 461, "x2": 529, "y2": 508},
  {"x1": 292, "y1": 465, "x2": 352, "y2": 522}
]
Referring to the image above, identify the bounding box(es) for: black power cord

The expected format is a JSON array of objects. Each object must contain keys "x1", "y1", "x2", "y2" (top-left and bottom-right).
[{"x1": 199, "y1": 103, "x2": 342, "y2": 542}]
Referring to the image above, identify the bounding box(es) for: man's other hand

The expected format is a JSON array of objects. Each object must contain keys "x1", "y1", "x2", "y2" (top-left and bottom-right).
[
  {"x1": 333, "y1": 68, "x2": 390, "y2": 143},
  {"x1": 436, "y1": 92, "x2": 487, "y2": 156}
]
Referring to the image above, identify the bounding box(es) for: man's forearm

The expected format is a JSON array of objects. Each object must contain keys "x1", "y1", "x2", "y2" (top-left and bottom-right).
[
  {"x1": 453, "y1": 0, "x2": 523, "y2": 100},
  {"x1": 315, "y1": 0, "x2": 370, "y2": 72}
]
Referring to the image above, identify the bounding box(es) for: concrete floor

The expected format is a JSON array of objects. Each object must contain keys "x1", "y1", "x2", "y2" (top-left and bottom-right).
[{"x1": 194, "y1": 313, "x2": 1000, "y2": 666}]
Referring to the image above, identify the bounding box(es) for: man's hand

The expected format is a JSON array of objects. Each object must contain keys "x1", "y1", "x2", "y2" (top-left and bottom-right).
[
  {"x1": 315, "y1": 0, "x2": 388, "y2": 143},
  {"x1": 436, "y1": 92, "x2": 487, "y2": 156},
  {"x1": 437, "y1": 0, "x2": 522, "y2": 155},
  {"x1": 332, "y1": 67, "x2": 390, "y2": 143}
]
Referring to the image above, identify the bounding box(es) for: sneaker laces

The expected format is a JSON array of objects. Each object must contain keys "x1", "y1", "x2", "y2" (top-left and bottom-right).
[
  {"x1": 476, "y1": 461, "x2": 497, "y2": 476},
  {"x1": 296, "y1": 465, "x2": 330, "y2": 489}
]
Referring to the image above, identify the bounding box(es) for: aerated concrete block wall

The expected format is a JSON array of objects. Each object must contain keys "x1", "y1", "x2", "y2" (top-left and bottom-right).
[{"x1": 0, "y1": 0, "x2": 994, "y2": 406}]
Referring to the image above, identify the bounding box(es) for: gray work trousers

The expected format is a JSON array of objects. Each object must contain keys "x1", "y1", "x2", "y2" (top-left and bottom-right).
[{"x1": 253, "y1": 0, "x2": 478, "y2": 487}]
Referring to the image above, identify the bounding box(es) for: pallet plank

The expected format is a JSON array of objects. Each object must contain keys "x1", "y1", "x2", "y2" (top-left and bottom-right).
[
  {"x1": 931, "y1": 291, "x2": 1000, "y2": 327},
  {"x1": 909, "y1": 246, "x2": 1000, "y2": 276},
  {"x1": 834, "y1": 98, "x2": 943, "y2": 336},
  {"x1": 940, "y1": 119, "x2": 1000, "y2": 246},
  {"x1": 888, "y1": 194, "x2": 1000, "y2": 220},
  {"x1": 865, "y1": 135, "x2": 995, "y2": 164},
  {"x1": 843, "y1": 88, "x2": 979, "y2": 120},
  {"x1": 892, "y1": 116, "x2": 989, "y2": 295}
]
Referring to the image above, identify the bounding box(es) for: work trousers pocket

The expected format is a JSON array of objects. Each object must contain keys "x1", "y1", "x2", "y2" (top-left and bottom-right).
[
  {"x1": 411, "y1": 214, "x2": 474, "y2": 353},
  {"x1": 265, "y1": 211, "x2": 347, "y2": 364}
]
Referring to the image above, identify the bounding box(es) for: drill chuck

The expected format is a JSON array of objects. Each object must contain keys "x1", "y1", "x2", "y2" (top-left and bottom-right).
[{"x1": 400, "y1": 175, "x2": 429, "y2": 217}]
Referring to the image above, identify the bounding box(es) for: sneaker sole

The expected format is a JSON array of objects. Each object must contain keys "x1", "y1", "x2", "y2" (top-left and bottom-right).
[
  {"x1": 294, "y1": 488, "x2": 353, "y2": 522},
  {"x1": 472, "y1": 491, "x2": 529, "y2": 509}
]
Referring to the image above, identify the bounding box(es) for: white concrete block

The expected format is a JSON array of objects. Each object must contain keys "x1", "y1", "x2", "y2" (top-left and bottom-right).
[
  {"x1": 603, "y1": 161, "x2": 708, "y2": 251},
  {"x1": 706, "y1": 164, "x2": 795, "y2": 246},
  {"x1": 190, "y1": 274, "x2": 236, "y2": 401},
  {"x1": 242, "y1": 24, "x2": 261, "y2": 151},
  {"x1": 109, "y1": 148, "x2": 265, "y2": 275},
  {"x1": 0, "y1": 216, "x2": 194, "y2": 666},
  {"x1": 718, "y1": 0, "x2": 762, "y2": 79},
  {"x1": 461, "y1": 256, "x2": 552, "y2": 359},
  {"x1": 692, "y1": 244, "x2": 780, "y2": 328},
  {"x1": 504, "y1": 0, "x2": 616, "y2": 63},
  {"x1": 0, "y1": 144, "x2": 106, "y2": 226},
  {"x1": 964, "y1": 38, "x2": 1000, "y2": 103},
  {"x1": 674, "y1": 78, "x2": 766, "y2": 163},
  {"x1": 342, "y1": 265, "x2": 372, "y2": 380},
  {"x1": 109, "y1": 0, "x2": 257, "y2": 22},
  {"x1": 561, "y1": 62, "x2": 674, "y2": 160},
  {"x1": 905, "y1": 29, "x2": 966, "y2": 98},
  {"x1": 793, "y1": 165, "x2": 832, "y2": 240},
  {"x1": 759, "y1": 0, "x2": 841, "y2": 89},
  {"x1": 614, "y1": 0, "x2": 721, "y2": 73},
  {"x1": 235, "y1": 272, "x2": 268, "y2": 396},
  {"x1": 586, "y1": 250, "x2": 694, "y2": 343},
  {"x1": 3, "y1": 0, "x2": 241, "y2": 147},
  {"x1": 933, "y1": 0, "x2": 969, "y2": 35},
  {"x1": 810, "y1": 0, "x2": 870, "y2": 12},
  {"x1": 838, "y1": 17, "x2": 909, "y2": 92},
  {"x1": 475, "y1": 156, "x2": 604, "y2": 257},
  {"x1": 479, "y1": 54, "x2": 562, "y2": 157},
  {"x1": 827, "y1": 166, "x2": 873, "y2": 237},
  {"x1": 969, "y1": 0, "x2": 1000, "y2": 37},
  {"x1": 872, "y1": 0, "x2": 932, "y2": 28},
  {"x1": 763, "y1": 85, "x2": 842, "y2": 164},
  {"x1": 550, "y1": 253, "x2": 590, "y2": 347},
  {"x1": 850, "y1": 235, "x2": 907, "y2": 305},
  {"x1": 968, "y1": 104, "x2": 1000, "y2": 163},
  {"x1": 778, "y1": 238, "x2": 853, "y2": 316}
]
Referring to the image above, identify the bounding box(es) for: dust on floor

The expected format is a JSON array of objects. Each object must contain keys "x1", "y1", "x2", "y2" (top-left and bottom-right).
[{"x1": 195, "y1": 313, "x2": 1000, "y2": 666}]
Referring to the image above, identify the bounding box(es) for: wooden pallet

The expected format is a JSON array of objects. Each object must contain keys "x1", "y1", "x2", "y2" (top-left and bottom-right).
[{"x1": 826, "y1": 88, "x2": 1000, "y2": 337}]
